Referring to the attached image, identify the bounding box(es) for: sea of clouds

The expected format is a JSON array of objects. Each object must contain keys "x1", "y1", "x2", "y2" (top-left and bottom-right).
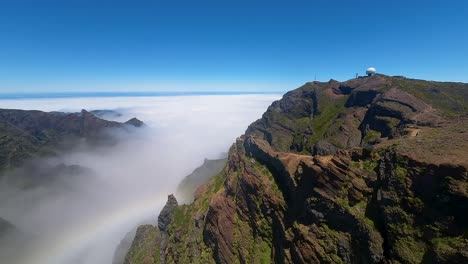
[{"x1": 0, "y1": 94, "x2": 281, "y2": 264}]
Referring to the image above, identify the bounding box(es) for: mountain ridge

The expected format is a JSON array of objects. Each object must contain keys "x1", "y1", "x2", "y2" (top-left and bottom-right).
[
  {"x1": 124, "y1": 74, "x2": 468, "y2": 263},
  {"x1": 0, "y1": 108, "x2": 143, "y2": 174}
]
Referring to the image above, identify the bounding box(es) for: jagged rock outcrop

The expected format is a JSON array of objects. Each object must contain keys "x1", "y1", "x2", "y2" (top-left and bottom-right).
[
  {"x1": 201, "y1": 137, "x2": 386, "y2": 263},
  {"x1": 124, "y1": 75, "x2": 468, "y2": 264},
  {"x1": 158, "y1": 195, "x2": 178, "y2": 264},
  {"x1": 158, "y1": 195, "x2": 179, "y2": 232}
]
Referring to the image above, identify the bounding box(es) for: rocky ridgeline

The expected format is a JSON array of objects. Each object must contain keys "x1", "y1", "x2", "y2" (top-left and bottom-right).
[
  {"x1": 123, "y1": 75, "x2": 468, "y2": 264},
  {"x1": 0, "y1": 109, "x2": 144, "y2": 174}
]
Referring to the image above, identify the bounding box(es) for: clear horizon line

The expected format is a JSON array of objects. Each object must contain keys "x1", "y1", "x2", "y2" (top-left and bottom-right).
[{"x1": 0, "y1": 91, "x2": 284, "y2": 100}]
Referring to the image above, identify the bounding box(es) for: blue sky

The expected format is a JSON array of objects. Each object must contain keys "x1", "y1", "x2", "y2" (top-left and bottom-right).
[{"x1": 1, "y1": 0, "x2": 467, "y2": 93}]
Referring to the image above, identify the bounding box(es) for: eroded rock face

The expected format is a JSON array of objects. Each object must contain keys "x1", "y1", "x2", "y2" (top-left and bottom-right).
[
  {"x1": 158, "y1": 194, "x2": 178, "y2": 233},
  {"x1": 373, "y1": 150, "x2": 468, "y2": 263},
  {"x1": 123, "y1": 75, "x2": 468, "y2": 264},
  {"x1": 361, "y1": 88, "x2": 440, "y2": 137},
  {"x1": 233, "y1": 137, "x2": 384, "y2": 263},
  {"x1": 246, "y1": 75, "x2": 466, "y2": 155},
  {"x1": 204, "y1": 192, "x2": 237, "y2": 263},
  {"x1": 157, "y1": 194, "x2": 178, "y2": 264},
  {"x1": 200, "y1": 135, "x2": 468, "y2": 264},
  {"x1": 312, "y1": 140, "x2": 341, "y2": 155}
]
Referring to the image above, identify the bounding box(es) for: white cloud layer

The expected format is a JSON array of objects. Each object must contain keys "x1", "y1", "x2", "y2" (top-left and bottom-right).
[{"x1": 0, "y1": 94, "x2": 281, "y2": 264}]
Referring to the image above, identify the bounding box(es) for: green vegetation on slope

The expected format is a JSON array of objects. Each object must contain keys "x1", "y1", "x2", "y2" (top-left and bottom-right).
[
  {"x1": 307, "y1": 94, "x2": 347, "y2": 149},
  {"x1": 390, "y1": 77, "x2": 468, "y2": 117}
]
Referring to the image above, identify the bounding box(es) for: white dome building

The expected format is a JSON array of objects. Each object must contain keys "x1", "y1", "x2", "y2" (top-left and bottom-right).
[{"x1": 366, "y1": 67, "x2": 376, "y2": 76}]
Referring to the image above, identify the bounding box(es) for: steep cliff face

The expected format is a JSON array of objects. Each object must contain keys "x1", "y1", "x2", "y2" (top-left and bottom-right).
[
  {"x1": 246, "y1": 75, "x2": 466, "y2": 155},
  {"x1": 125, "y1": 75, "x2": 468, "y2": 264}
]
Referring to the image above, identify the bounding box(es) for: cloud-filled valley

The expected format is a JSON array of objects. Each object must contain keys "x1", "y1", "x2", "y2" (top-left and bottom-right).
[{"x1": 0, "y1": 94, "x2": 280, "y2": 264}]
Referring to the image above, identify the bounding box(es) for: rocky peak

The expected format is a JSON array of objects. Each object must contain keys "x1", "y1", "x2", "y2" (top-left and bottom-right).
[
  {"x1": 80, "y1": 109, "x2": 92, "y2": 115},
  {"x1": 157, "y1": 194, "x2": 178, "y2": 232},
  {"x1": 123, "y1": 75, "x2": 468, "y2": 264},
  {"x1": 124, "y1": 118, "x2": 145, "y2": 128},
  {"x1": 246, "y1": 75, "x2": 468, "y2": 154}
]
